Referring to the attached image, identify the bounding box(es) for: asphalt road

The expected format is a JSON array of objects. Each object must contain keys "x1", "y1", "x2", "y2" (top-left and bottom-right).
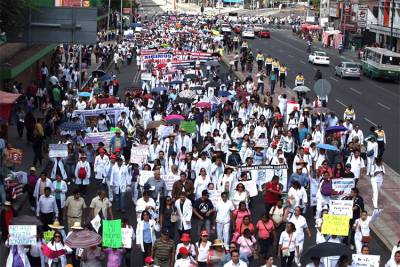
[{"x1": 241, "y1": 28, "x2": 400, "y2": 173}]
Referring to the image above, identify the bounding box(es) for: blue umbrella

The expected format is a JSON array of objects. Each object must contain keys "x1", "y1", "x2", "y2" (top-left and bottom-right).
[
  {"x1": 59, "y1": 122, "x2": 86, "y2": 131},
  {"x1": 326, "y1": 125, "x2": 348, "y2": 132},
  {"x1": 218, "y1": 91, "x2": 231, "y2": 97},
  {"x1": 317, "y1": 143, "x2": 339, "y2": 151},
  {"x1": 152, "y1": 86, "x2": 167, "y2": 93},
  {"x1": 78, "y1": 92, "x2": 91, "y2": 97},
  {"x1": 100, "y1": 74, "x2": 112, "y2": 82}
]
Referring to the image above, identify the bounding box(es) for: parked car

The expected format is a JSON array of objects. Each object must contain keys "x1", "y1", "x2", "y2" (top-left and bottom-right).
[
  {"x1": 335, "y1": 62, "x2": 361, "y2": 79},
  {"x1": 308, "y1": 51, "x2": 330, "y2": 65},
  {"x1": 221, "y1": 24, "x2": 232, "y2": 34},
  {"x1": 258, "y1": 28, "x2": 271, "y2": 38},
  {"x1": 242, "y1": 28, "x2": 255, "y2": 38},
  {"x1": 253, "y1": 24, "x2": 264, "y2": 35}
]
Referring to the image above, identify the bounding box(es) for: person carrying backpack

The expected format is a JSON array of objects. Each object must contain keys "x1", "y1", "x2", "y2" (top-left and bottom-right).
[{"x1": 74, "y1": 154, "x2": 91, "y2": 196}]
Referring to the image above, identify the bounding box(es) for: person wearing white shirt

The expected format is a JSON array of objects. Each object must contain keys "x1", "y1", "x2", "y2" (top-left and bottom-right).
[
  {"x1": 74, "y1": 155, "x2": 91, "y2": 196},
  {"x1": 385, "y1": 250, "x2": 400, "y2": 267},
  {"x1": 110, "y1": 158, "x2": 130, "y2": 212},
  {"x1": 348, "y1": 126, "x2": 364, "y2": 144},
  {"x1": 369, "y1": 158, "x2": 385, "y2": 209},
  {"x1": 289, "y1": 207, "x2": 311, "y2": 266},
  {"x1": 305, "y1": 257, "x2": 325, "y2": 267},
  {"x1": 365, "y1": 137, "x2": 378, "y2": 175},
  {"x1": 216, "y1": 192, "x2": 234, "y2": 248},
  {"x1": 200, "y1": 116, "x2": 212, "y2": 139},
  {"x1": 195, "y1": 153, "x2": 212, "y2": 179},
  {"x1": 353, "y1": 209, "x2": 382, "y2": 254},
  {"x1": 346, "y1": 150, "x2": 365, "y2": 181},
  {"x1": 37, "y1": 187, "x2": 58, "y2": 228},
  {"x1": 312, "y1": 125, "x2": 324, "y2": 145},
  {"x1": 278, "y1": 222, "x2": 299, "y2": 267},
  {"x1": 224, "y1": 250, "x2": 248, "y2": 267},
  {"x1": 94, "y1": 150, "x2": 109, "y2": 182},
  {"x1": 75, "y1": 97, "x2": 87, "y2": 110},
  {"x1": 136, "y1": 191, "x2": 156, "y2": 219},
  {"x1": 175, "y1": 193, "x2": 193, "y2": 235}
]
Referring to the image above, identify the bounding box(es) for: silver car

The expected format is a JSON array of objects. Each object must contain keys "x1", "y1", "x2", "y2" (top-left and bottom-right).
[{"x1": 335, "y1": 62, "x2": 361, "y2": 79}]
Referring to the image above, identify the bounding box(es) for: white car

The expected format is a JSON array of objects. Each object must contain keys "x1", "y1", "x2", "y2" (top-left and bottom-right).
[
  {"x1": 242, "y1": 28, "x2": 255, "y2": 38},
  {"x1": 308, "y1": 51, "x2": 330, "y2": 65},
  {"x1": 253, "y1": 24, "x2": 264, "y2": 34},
  {"x1": 221, "y1": 24, "x2": 232, "y2": 34}
]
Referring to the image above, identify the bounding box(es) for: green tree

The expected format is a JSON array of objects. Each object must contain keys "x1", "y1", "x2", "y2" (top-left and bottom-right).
[{"x1": 0, "y1": 0, "x2": 37, "y2": 34}]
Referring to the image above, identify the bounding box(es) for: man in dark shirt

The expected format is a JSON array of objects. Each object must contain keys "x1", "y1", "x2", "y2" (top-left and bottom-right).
[
  {"x1": 344, "y1": 187, "x2": 364, "y2": 248},
  {"x1": 193, "y1": 190, "x2": 214, "y2": 234},
  {"x1": 342, "y1": 163, "x2": 356, "y2": 178},
  {"x1": 152, "y1": 228, "x2": 175, "y2": 267}
]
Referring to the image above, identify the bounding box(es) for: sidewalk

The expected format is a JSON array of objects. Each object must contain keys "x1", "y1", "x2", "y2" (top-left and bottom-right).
[{"x1": 221, "y1": 50, "x2": 400, "y2": 251}]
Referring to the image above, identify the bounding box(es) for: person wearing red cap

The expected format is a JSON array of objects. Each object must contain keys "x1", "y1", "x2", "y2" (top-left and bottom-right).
[
  {"x1": 109, "y1": 128, "x2": 126, "y2": 154},
  {"x1": 144, "y1": 256, "x2": 159, "y2": 267},
  {"x1": 174, "y1": 246, "x2": 197, "y2": 267},
  {"x1": 175, "y1": 233, "x2": 196, "y2": 261}
]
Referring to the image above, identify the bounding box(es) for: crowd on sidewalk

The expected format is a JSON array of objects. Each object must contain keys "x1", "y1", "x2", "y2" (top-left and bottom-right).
[{"x1": 0, "y1": 12, "x2": 399, "y2": 267}]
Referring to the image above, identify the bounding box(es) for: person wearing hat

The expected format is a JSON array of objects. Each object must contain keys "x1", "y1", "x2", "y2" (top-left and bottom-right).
[
  {"x1": 227, "y1": 146, "x2": 242, "y2": 167},
  {"x1": 0, "y1": 201, "x2": 15, "y2": 242},
  {"x1": 152, "y1": 228, "x2": 175, "y2": 267},
  {"x1": 109, "y1": 128, "x2": 126, "y2": 154},
  {"x1": 74, "y1": 153, "x2": 91, "y2": 196},
  {"x1": 109, "y1": 156, "x2": 130, "y2": 213},
  {"x1": 175, "y1": 233, "x2": 196, "y2": 261},
  {"x1": 196, "y1": 230, "x2": 211, "y2": 266},
  {"x1": 206, "y1": 239, "x2": 226, "y2": 266},
  {"x1": 144, "y1": 256, "x2": 160, "y2": 267},
  {"x1": 175, "y1": 246, "x2": 197, "y2": 267}
]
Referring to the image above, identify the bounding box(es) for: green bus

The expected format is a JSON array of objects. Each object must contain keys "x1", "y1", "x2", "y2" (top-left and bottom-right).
[{"x1": 361, "y1": 47, "x2": 400, "y2": 81}]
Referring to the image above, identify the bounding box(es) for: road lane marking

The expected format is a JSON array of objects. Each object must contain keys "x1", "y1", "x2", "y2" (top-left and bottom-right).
[
  {"x1": 288, "y1": 54, "x2": 294, "y2": 58},
  {"x1": 364, "y1": 117, "x2": 377, "y2": 126},
  {"x1": 300, "y1": 60, "x2": 306, "y2": 64},
  {"x1": 330, "y1": 76, "x2": 339, "y2": 82},
  {"x1": 349, "y1": 87, "x2": 361, "y2": 95},
  {"x1": 365, "y1": 80, "x2": 398, "y2": 98},
  {"x1": 335, "y1": 99, "x2": 347, "y2": 107},
  {"x1": 377, "y1": 102, "x2": 391, "y2": 110}
]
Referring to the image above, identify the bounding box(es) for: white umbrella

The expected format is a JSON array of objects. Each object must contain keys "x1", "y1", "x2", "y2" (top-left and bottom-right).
[{"x1": 293, "y1": 85, "x2": 311, "y2": 92}]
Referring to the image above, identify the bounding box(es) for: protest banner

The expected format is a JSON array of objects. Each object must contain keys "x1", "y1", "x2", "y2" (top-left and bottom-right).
[
  {"x1": 49, "y1": 144, "x2": 68, "y2": 158},
  {"x1": 102, "y1": 219, "x2": 122, "y2": 248},
  {"x1": 139, "y1": 170, "x2": 154, "y2": 186},
  {"x1": 141, "y1": 72, "x2": 152, "y2": 81},
  {"x1": 161, "y1": 174, "x2": 177, "y2": 191},
  {"x1": 239, "y1": 164, "x2": 288, "y2": 191},
  {"x1": 130, "y1": 145, "x2": 149, "y2": 164},
  {"x1": 9, "y1": 225, "x2": 37, "y2": 245},
  {"x1": 72, "y1": 107, "x2": 129, "y2": 126},
  {"x1": 180, "y1": 120, "x2": 197, "y2": 133},
  {"x1": 351, "y1": 254, "x2": 380, "y2": 267},
  {"x1": 91, "y1": 215, "x2": 101, "y2": 233},
  {"x1": 310, "y1": 178, "x2": 319, "y2": 206},
  {"x1": 321, "y1": 214, "x2": 350, "y2": 236},
  {"x1": 332, "y1": 178, "x2": 355, "y2": 198},
  {"x1": 84, "y1": 131, "x2": 114, "y2": 149},
  {"x1": 329, "y1": 200, "x2": 353, "y2": 218},
  {"x1": 239, "y1": 179, "x2": 258, "y2": 197},
  {"x1": 43, "y1": 230, "x2": 55, "y2": 243},
  {"x1": 254, "y1": 138, "x2": 269, "y2": 148},
  {"x1": 7, "y1": 148, "x2": 23, "y2": 165},
  {"x1": 121, "y1": 228, "x2": 133, "y2": 248},
  {"x1": 158, "y1": 125, "x2": 175, "y2": 139}
]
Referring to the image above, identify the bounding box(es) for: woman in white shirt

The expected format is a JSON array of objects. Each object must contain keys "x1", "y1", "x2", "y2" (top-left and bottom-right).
[
  {"x1": 261, "y1": 256, "x2": 278, "y2": 267},
  {"x1": 278, "y1": 222, "x2": 299, "y2": 267},
  {"x1": 196, "y1": 231, "x2": 211, "y2": 267},
  {"x1": 231, "y1": 183, "x2": 250, "y2": 209},
  {"x1": 194, "y1": 168, "x2": 211, "y2": 199},
  {"x1": 353, "y1": 209, "x2": 382, "y2": 254},
  {"x1": 287, "y1": 181, "x2": 308, "y2": 215},
  {"x1": 369, "y1": 158, "x2": 385, "y2": 209},
  {"x1": 289, "y1": 206, "x2": 312, "y2": 267}
]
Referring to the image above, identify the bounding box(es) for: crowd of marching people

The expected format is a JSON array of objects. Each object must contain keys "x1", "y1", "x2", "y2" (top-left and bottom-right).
[{"x1": 0, "y1": 12, "x2": 399, "y2": 267}]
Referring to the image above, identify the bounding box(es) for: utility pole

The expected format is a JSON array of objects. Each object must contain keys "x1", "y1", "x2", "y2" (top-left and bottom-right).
[{"x1": 389, "y1": 0, "x2": 395, "y2": 51}]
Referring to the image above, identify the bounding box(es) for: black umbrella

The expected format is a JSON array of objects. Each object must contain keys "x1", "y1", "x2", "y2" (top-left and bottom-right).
[
  {"x1": 301, "y1": 242, "x2": 352, "y2": 265},
  {"x1": 12, "y1": 215, "x2": 43, "y2": 226},
  {"x1": 92, "y1": 70, "x2": 106, "y2": 77},
  {"x1": 206, "y1": 81, "x2": 220, "y2": 88},
  {"x1": 175, "y1": 97, "x2": 194, "y2": 104},
  {"x1": 184, "y1": 74, "x2": 198, "y2": 80}
]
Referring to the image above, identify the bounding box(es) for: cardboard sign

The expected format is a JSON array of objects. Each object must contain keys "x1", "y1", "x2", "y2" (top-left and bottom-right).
[
  {"x1": 102, "y1": 219, "x2": 122, "y2": 248},
  {"x1": 138, "y1": 170, "x2": 154, "y2": 186},
  {"x1": 91, "y1": 215, "x2": 101, "y2": 233},
  {"x1": 121, "y1": 228, "x2": 133, "y2": 248},
  {"x1": 321, "y1": 214, "x2": 350, "y2": 236},
  {"x1": 329, "y1": 200, "x2": 353, "y2": 218},
  {"x1": 180, "y1": 120, "x2": 197, "y2": 134},
  {"x1": 161, "y1": 174, "x2": 177, "y2": 191},
  {"x1": 238, "y1": 179, "x2": 258, "y2": 197},
  {"x1": 130, "y1": 145, "x2": 149, "y2": 164},
  {"x1": 239, "y1": 165, "x2": 288, "y2": 192},
  {"x1": 254, "y1": 138, "x2": 269, "y2": 148},
  {"x1": 208, "y1": 189, "x2": 223, "y2": 206},
  {"x1": 9, "y1": 225, "x2": 37, "y2": 245},
  {"x1": 7, "y1": 148, "x2": 23, "y2": 165},
  {"x1": 351, "y1": 254, "x2": 380, "y2": 267},
  {"x1": 49, "y1": 144, "x2": 68, "y2": 158},
  {"x1": 141, "y1": 72, "x2": 152, "y2": 81}
]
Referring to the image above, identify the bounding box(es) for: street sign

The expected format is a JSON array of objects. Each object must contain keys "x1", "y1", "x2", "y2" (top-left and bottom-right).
[
  {"x1": 6, "y1": 7, "x2": 97, "y2": 45},
  {"x1": 313, "y1": 79, "x2": 332, "y2": 98}
]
